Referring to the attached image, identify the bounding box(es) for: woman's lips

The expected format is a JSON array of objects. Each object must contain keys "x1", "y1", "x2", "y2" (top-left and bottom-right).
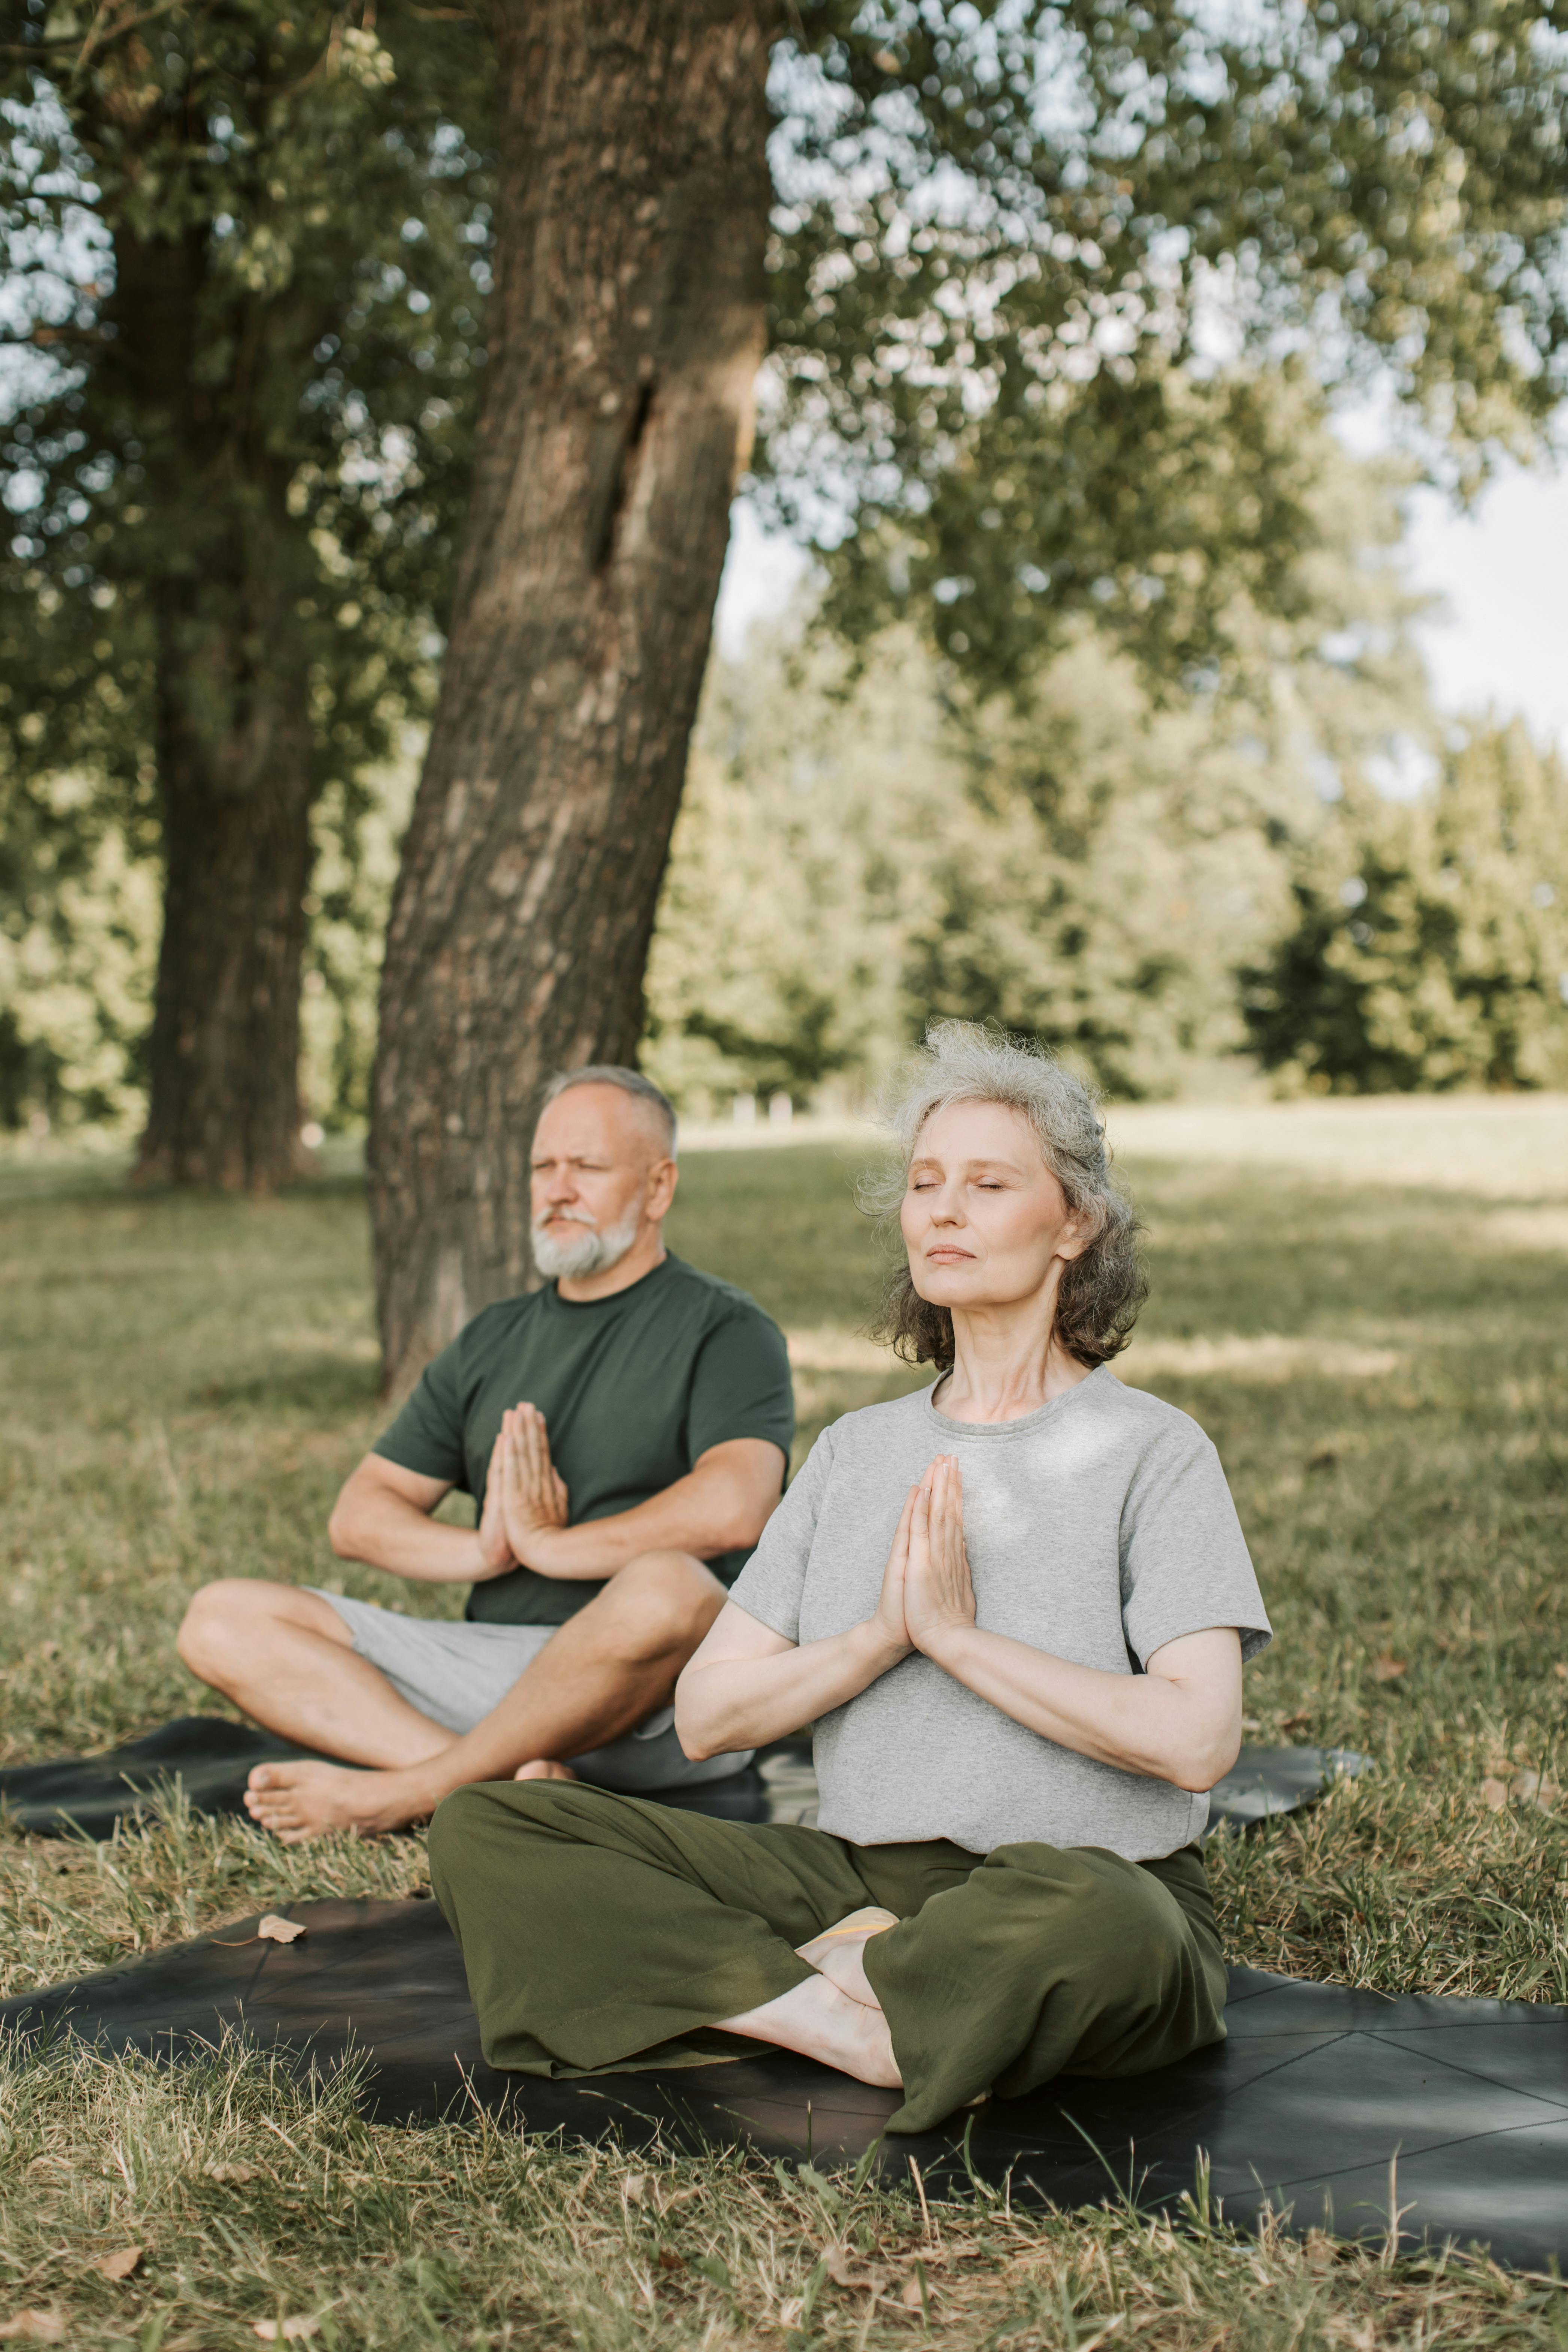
[{"x1": 925, "y1": 1248, "x2": 974, "y2": 1262}]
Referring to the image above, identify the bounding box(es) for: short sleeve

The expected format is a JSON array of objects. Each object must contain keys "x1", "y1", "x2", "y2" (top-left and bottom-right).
[
  {"x1": 371, "y1": 1334, "x2": 470, "y2": 1489},
  {"x1": 725, "y1": 1426, "x2": 836, "y2": 1643},
  {"x1": 686, "y1": 1307, "x2": 794, "y2": 1466},
  {"x1": 1119, "y1": 1429, "x2": 1272, "y2": 1668}
]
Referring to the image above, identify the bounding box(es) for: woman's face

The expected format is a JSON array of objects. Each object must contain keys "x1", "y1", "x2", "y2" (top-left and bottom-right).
[{"x1": 900, "y1": 1098, "x2": 1087, "y2": 1313}]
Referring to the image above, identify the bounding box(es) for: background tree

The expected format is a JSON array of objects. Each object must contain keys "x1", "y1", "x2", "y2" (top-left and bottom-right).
[
  {"x1": 1239, "y1": 721, "x2": 1568, "y2": 1093},
  {"x1": 371, "y1": 0, "x2": 1568, "y2": 1391},
  {"x1": 0, "y1": 2, "x2": 489, "y2": 1185},
  {"x1": 644, "y1": 393, "x2": 1435, "y2": 1106}
]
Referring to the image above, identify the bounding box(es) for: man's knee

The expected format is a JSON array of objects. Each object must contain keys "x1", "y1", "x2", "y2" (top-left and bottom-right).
[
  {"x1": 176, "y1": 1578, "x2": 328, "y2": 1680},
  {"x1": 594, "y1": 1551, "x2": 726, "y2": 1662}
]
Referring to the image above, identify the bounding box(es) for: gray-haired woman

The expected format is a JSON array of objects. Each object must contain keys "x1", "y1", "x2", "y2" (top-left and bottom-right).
[{"x1": 429, "y1": 1022, "x2": 1271, "y2": 2133}]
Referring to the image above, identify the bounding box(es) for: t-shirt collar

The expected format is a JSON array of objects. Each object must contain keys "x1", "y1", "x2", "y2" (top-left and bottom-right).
[{"x1": 924, "y1": 1360, "x2": 1109, "y2": 1439}]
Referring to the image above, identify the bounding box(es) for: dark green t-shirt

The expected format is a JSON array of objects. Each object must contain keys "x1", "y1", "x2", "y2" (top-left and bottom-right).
[{"x1": 371, "y1": 1253, "x2": 794, "y2": 1627}]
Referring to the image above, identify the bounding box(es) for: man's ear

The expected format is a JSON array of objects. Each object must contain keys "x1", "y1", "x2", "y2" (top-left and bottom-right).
[{"x1": 648, "y1": 1156, "x2": 679, "y2": 1221}]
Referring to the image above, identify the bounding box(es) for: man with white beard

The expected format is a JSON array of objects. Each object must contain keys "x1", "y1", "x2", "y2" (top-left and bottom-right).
[{"x1": 177, "y1": 1069, "x2": 794, "y2": 1841}]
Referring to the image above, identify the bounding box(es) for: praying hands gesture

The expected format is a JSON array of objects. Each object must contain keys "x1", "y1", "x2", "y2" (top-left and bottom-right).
[
  {"x1": 870, "y1": 1453, "x2": 977, "y2": 1660},
  {"x1": 474, "y1": 1403, "x2": 570, "y2": 1577}
]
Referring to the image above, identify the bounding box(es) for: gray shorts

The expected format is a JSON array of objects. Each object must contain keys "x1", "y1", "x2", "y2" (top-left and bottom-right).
[{"x1": 310, "y1": 1591, "x2": 751, "y2": 1793}]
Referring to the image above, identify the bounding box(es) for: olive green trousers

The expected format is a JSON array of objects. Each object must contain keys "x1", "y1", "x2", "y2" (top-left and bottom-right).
[{"x1": 427, "y1": 1780, "x2": 1229, "y2": 2135}]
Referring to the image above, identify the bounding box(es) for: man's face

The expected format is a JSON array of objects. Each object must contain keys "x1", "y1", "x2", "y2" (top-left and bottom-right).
[{"x1": 529, "y1": 1085, "x2": 672, "y2": 1279}]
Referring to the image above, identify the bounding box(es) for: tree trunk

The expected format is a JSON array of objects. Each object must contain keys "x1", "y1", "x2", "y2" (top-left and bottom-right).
[
  {"x1": 122, "y1": 223, "x2": 321, "y2": 1192},
  {"x1": 369, "y1": 0, "x2": 774, "y2": 1392},
  {"x1": 134, "y1": 568, "x2": 316, "y2": 1191}
]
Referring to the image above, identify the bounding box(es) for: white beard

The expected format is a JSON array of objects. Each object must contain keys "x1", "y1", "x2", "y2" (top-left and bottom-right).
[{"x1": 531, "y1": 1207, "x2": 642, "y2": 1282}]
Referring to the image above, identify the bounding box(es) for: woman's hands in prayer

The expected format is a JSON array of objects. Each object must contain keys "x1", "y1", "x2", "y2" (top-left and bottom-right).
[
  {"x1": 869, "y1": 1453, "x2": 976, "y2": 1660},
  {"x1": 902, "y1": 1454, "x2": 977, "y2": 1654}
]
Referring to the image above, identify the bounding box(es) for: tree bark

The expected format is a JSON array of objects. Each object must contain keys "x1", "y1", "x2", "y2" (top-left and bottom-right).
[
  {"x1": 369, "y1": 0, "x2": 775, "y2": 1392},
  {"x1": 135, "y1": 565, "x2": 316, "y2": 1191},
  {"x1": 123, "y1": 226, "x2": 320, "y2": 1192}
]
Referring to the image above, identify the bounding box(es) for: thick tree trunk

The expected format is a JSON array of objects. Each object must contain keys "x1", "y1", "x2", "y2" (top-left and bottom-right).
[
  {"x1": 122, "y1": 225, "x2": 321, "y2": 1192},
  {"x1": 369, "y1": 0, "x2": 774, "y2": 1392},
  {"x1": 134, "y1": 567, "x2": 315, "y2": 1191}
]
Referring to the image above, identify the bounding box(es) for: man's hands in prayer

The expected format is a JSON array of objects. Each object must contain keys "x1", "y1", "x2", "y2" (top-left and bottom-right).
[
  {"x1": 496, "y1": 1403, "x2": 571, "y2": 1572},
  {"x1": 474, "y1": 1431, "x2": 518, "y2": 1578},
  {"x1": 902, "y1": 1454, "x2": 978, "y2": 1656}
]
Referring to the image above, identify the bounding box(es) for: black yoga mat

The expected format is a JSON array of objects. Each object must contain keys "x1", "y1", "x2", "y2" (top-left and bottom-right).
[
  {"x1": 3, "y1": 1893, "x2": 1563, "y2": 2270},
  {"x1": 0, "y1": 1718, "x2": 1367, "y2": 1841},
  {"x1": 0, "y1": 1716, "x2": 772, "y2": 1838}
]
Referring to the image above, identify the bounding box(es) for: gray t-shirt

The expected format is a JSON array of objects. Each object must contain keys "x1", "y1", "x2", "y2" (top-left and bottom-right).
[{"x1": 728, "y1": 1366, "x2": 1271, "y2": 1861}]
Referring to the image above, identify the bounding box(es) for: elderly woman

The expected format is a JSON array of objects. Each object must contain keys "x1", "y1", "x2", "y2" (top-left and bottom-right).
[{"x1": 428, "y1": 1023, "x2": 1271, "y2": 2133}]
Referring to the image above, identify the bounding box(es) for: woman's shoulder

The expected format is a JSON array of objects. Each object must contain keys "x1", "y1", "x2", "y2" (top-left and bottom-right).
[
  {"x1": 809, "y1": 1382, "x2": 935, "y2": 1458},
  {"x1": 1080, "y1": 1365, "x2": 1220, "y2": 1459}
]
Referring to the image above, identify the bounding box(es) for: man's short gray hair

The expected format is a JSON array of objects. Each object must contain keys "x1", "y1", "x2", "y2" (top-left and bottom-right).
[
  {"x1": 539, "y1": 1064, "x2": 678, "y2": 1157},
  {"x1": 864, "y1": 1019, "x2": 1146, "y2": 1369}
]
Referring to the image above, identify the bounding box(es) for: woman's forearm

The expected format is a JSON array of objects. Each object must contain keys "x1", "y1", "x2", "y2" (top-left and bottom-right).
[
  {"x1": 918, "y1": 1625, "x2": 1240, "y2": 1792},
  {"x1": 676, "y1": 1622, "x2": 906, "y2": 1759}
]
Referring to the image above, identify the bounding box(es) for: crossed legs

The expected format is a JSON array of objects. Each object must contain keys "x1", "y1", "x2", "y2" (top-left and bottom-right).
[{"x1": 176, "y1": 1552, "x2": 728, "y2": 1842}]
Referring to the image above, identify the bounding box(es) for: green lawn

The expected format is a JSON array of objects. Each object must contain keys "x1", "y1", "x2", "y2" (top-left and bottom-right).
[{"x1": 1, "y1": 1125, "x2": 1566, "y2": 2348}]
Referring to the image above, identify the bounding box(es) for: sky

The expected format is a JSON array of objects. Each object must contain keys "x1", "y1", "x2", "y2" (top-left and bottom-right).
[{"x1": 715, "y1": 447, "x2": 1568, "y2": 759}]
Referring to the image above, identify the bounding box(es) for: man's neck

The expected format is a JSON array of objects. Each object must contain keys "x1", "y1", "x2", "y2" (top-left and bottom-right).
[{"x1": 555, "y1": 1231, "x2": 668, "y2": 1305}]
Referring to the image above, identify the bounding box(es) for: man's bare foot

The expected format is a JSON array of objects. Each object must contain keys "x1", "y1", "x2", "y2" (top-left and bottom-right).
[
  {"x1": 794, "y1": 1907, "x2": 899, "y2": 2008},
  {"x1": 244, "y1": 1760, "x2": 433, "y2": 1843},
  {"x1": 717, "y1": 1972, "x2": 901, "y2": 2089},
  {"x1": 513, "y1": 1759, "x2": 578, "y2": 1782}
]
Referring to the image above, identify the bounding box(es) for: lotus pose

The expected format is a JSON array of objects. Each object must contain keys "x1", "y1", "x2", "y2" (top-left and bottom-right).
[
  {"x1": 429, "y1": 1022, "x2": 1271, "y2": 2133},
  {"x1": 177, "y1": 1066, "x2": 792, "y2": 1841}
]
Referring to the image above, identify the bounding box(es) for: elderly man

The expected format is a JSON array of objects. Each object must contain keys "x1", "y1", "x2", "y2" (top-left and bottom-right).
[{"x1": 177, "y1": 1066, "x2": 793, "y2": 1842}]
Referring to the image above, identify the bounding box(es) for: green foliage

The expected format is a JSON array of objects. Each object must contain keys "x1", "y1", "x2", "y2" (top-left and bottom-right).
[
  {"x1": 1239, "y1": 721, "x2": 1568, "y2": 1093},
  {"x1": 0, "y1": 5, "x2": 493, "y2": 1131},
  {"x1": 771, "y1": 0, "x2": 1568, "y2": 683},
  {"x1": 1, "y1": 6, "x2": 490, "y2": 790},
  {"x1": 645, "y1": 412, "x2": 1435, "y2": 1108}
]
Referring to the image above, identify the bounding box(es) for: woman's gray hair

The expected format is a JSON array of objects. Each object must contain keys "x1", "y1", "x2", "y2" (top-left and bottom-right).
[{"x1": 864, "y1": 1021, "x2": 1146, "y2": 1371}]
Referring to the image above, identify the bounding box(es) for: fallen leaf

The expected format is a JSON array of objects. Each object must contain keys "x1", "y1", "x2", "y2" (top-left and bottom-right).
[
  {"x1": 655, "y1": 2250, "x2": 682, "y2": 2274},
  {"x1": 1510, "y1": 1771, "x2": 1561, "y2": 1809},
  {"x1": 94, "y1": 2247, "x2": 142, "y2": 2281},
  {"x1": 252, "y1": 2321, "x2": 319, "y2": 2344},
  {"x1": 205, "y1": 2160, "x2": 258, "y2": 2183},
  {"x1": 778, "y1": 2298, "x2": 805, "y2": 2327},
  {"x1": 0, "y1": 2317, "x2": 65, "y2": 2344},
  {"x1": 821, "y1": 2243, "x2": 855, "y2": 2286},
  {"x1": 1371, "y1": 1654, "x2": 1407, "y2": 1683},
  {"x1": 622, "y1": 2172, "x2": 646, "y2": 2207},
  {"x1": 1480, "y1": 1777, "x2": 1509, "y2": 1812},
  {"x1": 900, "y1": 2276, "x2": 926, "y2": 2310},
  {"x1": 257, "y1": 1914, "x2": 307, "y2": 1944}
]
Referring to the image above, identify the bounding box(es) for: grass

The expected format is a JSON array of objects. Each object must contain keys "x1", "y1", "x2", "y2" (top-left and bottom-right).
[{"x1": 2, "y1": 1115, "x2": 1568, "y2": 2347}]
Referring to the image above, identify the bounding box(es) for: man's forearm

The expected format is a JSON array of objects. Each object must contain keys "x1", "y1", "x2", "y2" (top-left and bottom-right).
[
  {"x1": 917, "y1": 1625, "x2": 1238, "y2": 1792},
  {"x1": 517, "y1": 1474, "x2": 766, "y2": 1580},
  {"x1": 330, "y1": 1500, "x2": 485, "y2": 1585}
]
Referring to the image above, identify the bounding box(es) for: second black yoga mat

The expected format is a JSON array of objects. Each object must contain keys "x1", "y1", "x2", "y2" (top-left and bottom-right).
[{"x1": 3, "y1": 1894, "x2": 1563, "y2": 2271}]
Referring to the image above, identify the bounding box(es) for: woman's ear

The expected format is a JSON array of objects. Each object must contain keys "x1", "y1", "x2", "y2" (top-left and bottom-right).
[{"x1": 1055, "y1": 1209, "x2": 1094, "y2": 1264}]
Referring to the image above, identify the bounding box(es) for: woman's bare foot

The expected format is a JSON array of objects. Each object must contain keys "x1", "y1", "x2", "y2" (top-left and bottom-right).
[
  {"x1": 794, "y1": 1907, "x2": 899, "y2": 2008},
  {"x1": 715, "y1": 1972, "x2": 901, "y2": 2088},
  {"x1": 244, "y1": 1760, "x2": 433, "y2": 1842},
  {"x1": 513, "y1": 1759, "x2": 578, "y2": 1782}
]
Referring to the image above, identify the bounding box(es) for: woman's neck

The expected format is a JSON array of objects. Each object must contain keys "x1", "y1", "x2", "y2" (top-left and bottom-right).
[{"x1": 936, "y1": 1296, "x2": 1095, "y2": 1423}]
